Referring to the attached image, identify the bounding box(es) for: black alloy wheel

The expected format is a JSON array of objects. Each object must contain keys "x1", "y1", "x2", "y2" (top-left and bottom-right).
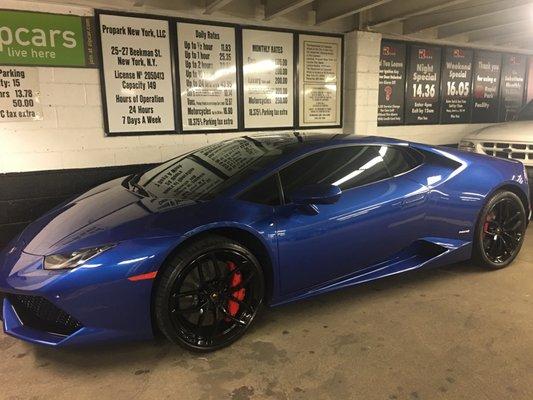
[
  {"x1": 474, "y1": 191, "x2": 527, "y2": 269},
  {"x1": 155, "y1": 235, "x2": 264, "y2": 352}
]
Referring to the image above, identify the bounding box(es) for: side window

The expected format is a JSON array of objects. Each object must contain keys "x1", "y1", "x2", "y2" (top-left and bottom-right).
[
  {"x1": 280, "y1": 146, "x2": 391, "y2": 196},
  {"x1": 382, "y1": 147, "x2": 422, "y2": 176},
  {"x1": 239, "y1": 174, "x2": 281, "y2": 206}
]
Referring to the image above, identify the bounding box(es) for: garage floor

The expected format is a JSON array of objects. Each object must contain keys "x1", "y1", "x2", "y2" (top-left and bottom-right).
[{"x1": 1, "y1": 226, "x2": 532, "y2": 400}]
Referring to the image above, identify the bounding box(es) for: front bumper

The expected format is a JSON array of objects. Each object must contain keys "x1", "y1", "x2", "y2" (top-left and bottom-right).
[
  {"x1": 0, "y1": 238, "x2": 173, "y2": 347},
  {"x1": 2, "y1": 296, "x2": 84, "y2": 346}
]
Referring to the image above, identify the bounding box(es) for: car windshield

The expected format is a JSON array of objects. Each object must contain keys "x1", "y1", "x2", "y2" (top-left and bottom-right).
[
  {"x1": 130, "y1": 135, "x2": 302, "y2": 201},
  {"x1": 515, "y1": 100, "x2": 533, "y2": 121}
]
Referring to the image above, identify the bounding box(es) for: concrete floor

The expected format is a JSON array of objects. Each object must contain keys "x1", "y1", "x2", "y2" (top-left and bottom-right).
[{"x1": 1, "y1": 227, "x2": 532, "y2": 400}]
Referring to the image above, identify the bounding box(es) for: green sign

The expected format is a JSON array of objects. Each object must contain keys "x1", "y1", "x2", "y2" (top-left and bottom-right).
[{"x1": 0, "y1": 10, "x2": 97, "y2": 67}]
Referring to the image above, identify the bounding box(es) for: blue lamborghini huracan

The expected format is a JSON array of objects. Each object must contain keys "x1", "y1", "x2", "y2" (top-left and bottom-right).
[{"x1": 0, "y1": 133, "x2": 530, "y2": 351}]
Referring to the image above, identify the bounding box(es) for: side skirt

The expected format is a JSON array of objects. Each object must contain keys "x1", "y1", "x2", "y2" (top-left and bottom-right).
[{"x1": 270, "y1": 238, "x2": 472, "y2": 307}]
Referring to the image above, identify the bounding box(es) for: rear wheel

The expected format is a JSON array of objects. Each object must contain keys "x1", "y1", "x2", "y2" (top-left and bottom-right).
[
  {"x1": 473, "y1": 191, "x2": 527, "y2": 269},
  {"x1": 154, "y1": 235, "x2": 265, "y2": 352}
]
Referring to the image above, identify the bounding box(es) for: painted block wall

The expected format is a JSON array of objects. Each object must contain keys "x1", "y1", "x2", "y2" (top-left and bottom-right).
[
  {"x1": 0, "y1": 64, "x2": 246, "y2": 173},
  {"x1": 0, "y1": 1, "x2": 494, "y2": 175},
  {"x1": 0, "y1": 0, "x2": 344, "y2": 174},
  {"x1": 343, "y1": 30, "x2": 381, "y2": 137}
]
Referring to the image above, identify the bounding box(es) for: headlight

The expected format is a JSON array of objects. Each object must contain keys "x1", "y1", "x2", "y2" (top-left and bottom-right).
[
  {"x1": 459, "y1": 141, "x2": 476, "y2": 152},
  {"x1": 44, "y1": 245, "x2": 115, "y2": 270}
]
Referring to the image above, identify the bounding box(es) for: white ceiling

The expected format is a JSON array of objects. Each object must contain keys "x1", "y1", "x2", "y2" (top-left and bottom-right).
[{"x1": 28, "y1": 0, "x2": 533, "y2": 49}]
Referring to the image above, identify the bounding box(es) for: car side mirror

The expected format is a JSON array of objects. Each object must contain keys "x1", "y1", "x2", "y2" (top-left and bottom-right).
[{"x1": 289, "y1": 184, "x2": 342, "y2": 206}]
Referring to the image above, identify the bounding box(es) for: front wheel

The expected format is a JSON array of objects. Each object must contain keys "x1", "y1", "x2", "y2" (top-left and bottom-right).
[
  {"x1": 154, "y1": 235, "x2": 265, "y2": 352},
  {"x1": 473, "y1": 190, "x2": 527, "y2": 270}
]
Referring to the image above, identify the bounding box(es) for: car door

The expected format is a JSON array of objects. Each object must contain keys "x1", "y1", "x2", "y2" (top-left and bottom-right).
[{"x1": 275, "y1": 144, "x2": 428, "y2": 295}]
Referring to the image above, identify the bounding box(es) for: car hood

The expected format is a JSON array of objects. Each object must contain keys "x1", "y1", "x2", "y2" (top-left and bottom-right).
[
  {"x1": 465, "y1": 121, "x2": 533, "y2": 142},
  {"x1": 19, "y1": 177, "x2": 197, "y2": 256}
]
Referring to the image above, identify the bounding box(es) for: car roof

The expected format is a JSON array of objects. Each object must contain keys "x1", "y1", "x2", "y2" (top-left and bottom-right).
[
  {"x1": 219, "y1": 133, "x2": 412, "y2": 197},
  {"x1": 246, "y1": 132, "x2": 408, "y2": 149}
]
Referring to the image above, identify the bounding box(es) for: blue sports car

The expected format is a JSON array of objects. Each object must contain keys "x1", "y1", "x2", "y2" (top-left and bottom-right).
[{"x1": 0, "y1": 133, "x2": 530, "y2": 352}]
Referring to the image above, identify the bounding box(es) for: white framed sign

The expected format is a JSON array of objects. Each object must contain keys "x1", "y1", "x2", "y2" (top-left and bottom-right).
[
  {"x1": 97, "y1": 12, "x2": 176, "y2": 135},
  {"x1": 177, "y1": 22, "x2": 238, "y2": 131},
  {"x1": 299, "y1": 34, "x2": 342, "y2": 127},
  {"x1": 242, "y1": 29, "x2": 294, "y2": 129},
  {"x1": 0, "y1": 67, "x2": 42, "y2": 122}
]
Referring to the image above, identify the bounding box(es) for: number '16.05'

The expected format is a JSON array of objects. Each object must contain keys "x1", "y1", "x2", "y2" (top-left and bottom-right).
[{"x1": 446, "y1": 81, "x2": 470, "y2": 97}]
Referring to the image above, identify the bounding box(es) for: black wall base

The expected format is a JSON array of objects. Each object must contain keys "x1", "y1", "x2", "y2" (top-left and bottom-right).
[{"x1": 0, "y1": 163, "x2": 155, "y2": 250}]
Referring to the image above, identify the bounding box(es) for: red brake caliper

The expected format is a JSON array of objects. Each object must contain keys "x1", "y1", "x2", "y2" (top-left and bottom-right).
[
  {"x1": 484, "y1": 212, "x2": 495, "y2": 234},
  {"x1": 226, "y1": 261, "x2": 246, "y2": 319}
]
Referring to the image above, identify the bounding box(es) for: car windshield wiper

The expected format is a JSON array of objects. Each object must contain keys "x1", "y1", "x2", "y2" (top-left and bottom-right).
[
  {"x1": 129, "y1": 181, "x2": 150, "y2": 197},
  {"x1": 123, "y1": 174, "x2": 151, "y2": 197}
]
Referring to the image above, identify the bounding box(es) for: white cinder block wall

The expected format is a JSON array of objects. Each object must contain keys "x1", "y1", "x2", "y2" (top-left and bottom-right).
[
  {"x1": 343, "y1": 31, "x2": 381, "y2": 137},
  {"x1": 0, "y1": 65, "x2": 247, "y2": 173},
  {"x1": 0, "y1": 1, "x2": 210, "y2": 174},
  {"x1": 0, "y1": 1, "x2": 491, "y2": 174},
  {"x1": 0, "y1": 65, "x2": 224, "y2": 173},
  {"x1": 0, "y1": 0, "x2": 349, "y2": 174}
]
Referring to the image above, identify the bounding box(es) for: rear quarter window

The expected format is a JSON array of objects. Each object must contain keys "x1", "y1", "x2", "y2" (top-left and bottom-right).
[{"x1": 382, "y1": 147, "x2": 423, "y2": 176}]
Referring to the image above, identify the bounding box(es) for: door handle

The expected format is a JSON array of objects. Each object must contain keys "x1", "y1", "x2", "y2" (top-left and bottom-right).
[{"x1": 402, "y1": 193, "x2": 427, "y2": 207}]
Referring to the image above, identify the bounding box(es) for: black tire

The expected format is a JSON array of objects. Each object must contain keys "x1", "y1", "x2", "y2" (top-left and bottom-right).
[
  {"x1": 154, "y1": 235, "x2": 265, "y2": 352},
  {"x1": 472, "y1": 190, "x2": 527, "y2": 270}
]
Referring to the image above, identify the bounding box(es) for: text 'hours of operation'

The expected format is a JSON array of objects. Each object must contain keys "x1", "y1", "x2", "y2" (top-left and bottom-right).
[{"x1": 99, "y1": 13, "x2": 175, "y2": 133}]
